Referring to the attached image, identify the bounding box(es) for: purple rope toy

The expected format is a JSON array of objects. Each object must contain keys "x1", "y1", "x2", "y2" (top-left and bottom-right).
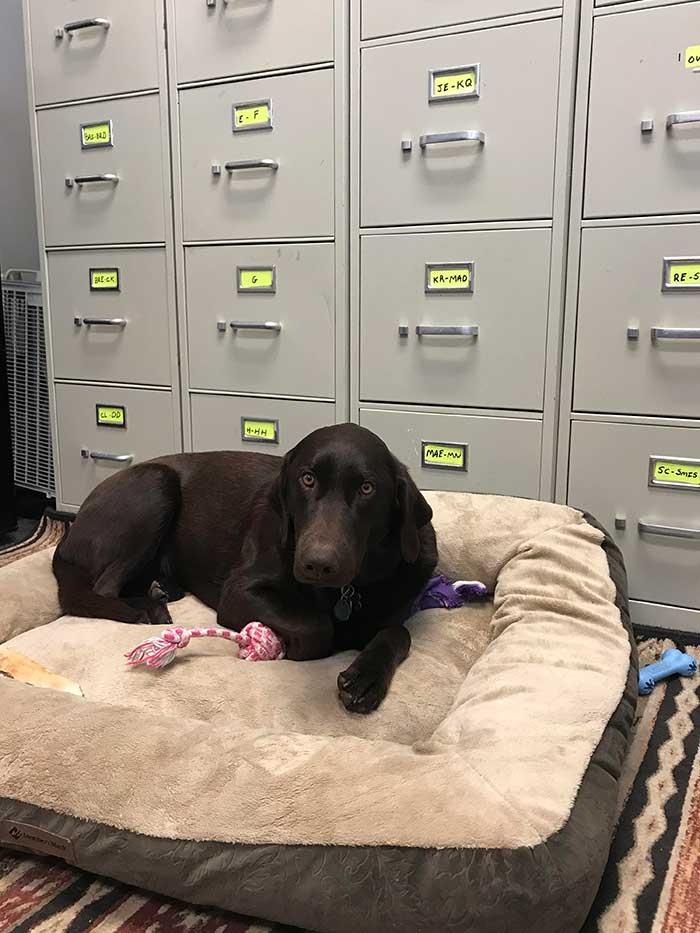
[{"x1": 413, "y1": 575, "x2": 489, "y2": 613}]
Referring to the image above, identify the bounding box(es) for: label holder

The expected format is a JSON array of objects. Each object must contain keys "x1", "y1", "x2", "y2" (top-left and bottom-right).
[
  {"x1": 421, "y1": 441, "x2": 468, "y2": 472},
  {"x1": 429, "y1": 64, "x2": 481, "y2": 102},
  {"x1": 237, "y1": 266, "x2": 276, "y2": 294},
  {"x1": 648, "y1": 455, "x2": 700, "y2": 491},
  {"x1": 95, "y1": 404, "x2": 126, "y2": 429},
  {"x1": 80, "y1": 119, "x2": 113, "y2": 150},
  {"x1": 89, "y1": 267, "x2": 121, "y2": 292},
  {"x1": 425, "y1": 261, "x2": 475, "y2": 294},
  {"x1": 232, "y1": 99, "x2": 273, "y2": 133},
  {"x1": 662, "y1": 256, "x2": 700, "y2": 291},
  {"x1": 241, "y1": 417, "x2": 279, "y2": 445}
]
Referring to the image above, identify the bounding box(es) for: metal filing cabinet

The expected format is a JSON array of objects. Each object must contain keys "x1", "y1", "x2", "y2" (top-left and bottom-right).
[
  {"x1": 23, "y1": 0, "x2": 181, "y2": 511},
  {"x1": 168, "y1": 0, "x2": 348, "y2": 455},
  {"x1": 558, "y1": 0, "x2": 700, "y2": 633},
  {"x1": 351, "y1": 2, "x2": 579, "y2": 498}
]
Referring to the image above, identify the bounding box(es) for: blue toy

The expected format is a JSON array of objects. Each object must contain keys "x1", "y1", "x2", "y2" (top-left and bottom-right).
[{"x1": 638, "y1": 648, "x2": 697, "y2": 696}]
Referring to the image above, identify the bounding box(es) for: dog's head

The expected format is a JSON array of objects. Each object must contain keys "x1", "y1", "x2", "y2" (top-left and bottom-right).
[{"x1": 273, "y1": 423, "x2": 433, "y2": 587}]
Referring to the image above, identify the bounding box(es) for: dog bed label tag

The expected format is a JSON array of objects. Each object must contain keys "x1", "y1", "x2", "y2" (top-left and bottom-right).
[{"x1": 0, "y1": 821, "x2": 76, "y2": 862}]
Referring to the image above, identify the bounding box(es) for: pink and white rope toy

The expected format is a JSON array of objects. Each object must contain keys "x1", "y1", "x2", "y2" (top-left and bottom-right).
[{"x1": 124, "y1": 623, "x2": 285, "y2": 669}]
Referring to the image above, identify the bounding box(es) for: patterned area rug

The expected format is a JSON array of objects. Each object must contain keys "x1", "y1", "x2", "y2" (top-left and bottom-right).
[{"x1": 1, "y1": 514, "x2": 699, "y2": 931}]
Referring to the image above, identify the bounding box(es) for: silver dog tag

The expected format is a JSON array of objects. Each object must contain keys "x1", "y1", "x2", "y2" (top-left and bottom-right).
[{"x1": 334, "y1": 585, "x2": 355, "y2": 622}]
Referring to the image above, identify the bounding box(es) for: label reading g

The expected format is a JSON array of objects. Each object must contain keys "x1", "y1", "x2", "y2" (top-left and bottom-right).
[
  {"x1": 649, "y1": 456, "x2": 700, "y2": 490},
  {"x1": 241, "y1": 418, "x2": 279, "y2": 444},
  {"x1": 232, "y1": 100, "x2": 272, "y2": 132},
  {"x1": 237, "y1": 267, "x2": 276, "y2": 293},
  {"x1": 663, "y1": 258, "x2": 700, "y2": 290},
  {"x1": 425, "y1": 262, "x2": 474, "y2": 293},
  {"x1": 90, "y1": 268, "x2": 120, "y2": 291},
  {"x1": 430, "y1": 65, "x2": 480, "y2": 101},
  {"x1": 96, "y1": 405, "x2": 126, "y2": 429},
  {"x1": 686, "y1": 45, "x2": 700, "y2": 69},
  {"x1": 80, "y1": 120, "x2": 112, "y2": 149},
  {"x1": 421, "y1": 441, "x2": 468, "y2": 472}
]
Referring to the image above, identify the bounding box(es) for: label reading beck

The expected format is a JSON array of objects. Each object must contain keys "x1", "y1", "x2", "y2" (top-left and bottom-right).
[
  {"x1": 96, "y1": 405, "x2": 126, "y2": 429},
  {"x1": 650, "y1": 457, "x2": 700, "y2": 490},
  {"x1": 686, "y1": 45, "x2": 700, "y2": 69},
  {"x1": 425, "y1": 263, "x2": 474, "y2": 293},
  {"x1": 238, "y1": 267, "x2": 275, "y2": 292},
  {"x1": 233, "y1": 100, "x2": 272, "y2": 132},
  {"x1": 421, "y1": 441, "x2": 468, "y2": 472},
  {"x1": 80, "y1": 121, "x2": 112, "y2": 148},
  {"x1": 90, "y1": 268, "x2": 120, "y2": 291},
  {"x1": 430, "y1": 66, "x2": 480, "y2": 101},
  {"x1": 241, "y1": 418, "x2": 279, "y2": 444}
]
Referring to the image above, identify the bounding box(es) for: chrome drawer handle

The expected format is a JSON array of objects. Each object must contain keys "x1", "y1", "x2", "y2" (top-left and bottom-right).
[
  {"x1": 57, "y1": 18, "x2": 111, "y2": 38},
  {"x1": 66, "y1": 174, "x2": 120, "y2": 187},
  {"x1": 74, "y1": 317, "x2": 127, "y2": 328},
  {"x1": 419, "y1": 131, "x2": 485, "y2": 149},
  {"x1": 638, "y1": 520, "x2": 700, "y2": 541},
  {"x1": 81, "y1": 448, "x2": 133, "y2": 463},
  {"x1": 415, "y1": 325, "x2": 479, "y2": 337},
  {"x1": 651, "y1": 327, "x2": 700, "y2": 340},
  {"x1": 230, "y1": 321, "x2": 282, "y2": 332},
  {"x1": 666, "y1": 111, "x2": 700, "y2": 130},
  {"x1": 224, "y1": 159, "x2": 279, "y2": 172}
]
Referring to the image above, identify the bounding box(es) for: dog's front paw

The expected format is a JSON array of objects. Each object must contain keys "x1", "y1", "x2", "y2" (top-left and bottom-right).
[{"x1": 337, "y1": 665, "x2": 389, "y2": 715}]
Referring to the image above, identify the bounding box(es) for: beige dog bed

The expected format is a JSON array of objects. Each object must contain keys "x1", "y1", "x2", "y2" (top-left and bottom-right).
[{"x1": 0, "y1": 492, "x2": 636, "y2": 933}]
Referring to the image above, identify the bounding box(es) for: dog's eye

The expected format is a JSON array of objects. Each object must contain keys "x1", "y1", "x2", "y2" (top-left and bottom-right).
[
  {"x1": 360, "y1": 481, "x2": 375, "y2": 496},
  {"x1": 301, "y1": 472, "x2": 315, "y2": 489}
]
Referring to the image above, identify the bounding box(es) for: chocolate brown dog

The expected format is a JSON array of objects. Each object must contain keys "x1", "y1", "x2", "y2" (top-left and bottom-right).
[{"x1": 53, "y1": 423, "x2": 437, "y2": 712}]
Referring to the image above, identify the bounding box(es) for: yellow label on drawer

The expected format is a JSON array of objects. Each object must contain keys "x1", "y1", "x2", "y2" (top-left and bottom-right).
[
  {"x1": 427, "y1": 267, "x2": 472, "y2": 290},
  {"x1": 651, "y1": 458, "x2": 700, "y2": 488},
  {"x1": 666, "y1": 262, "x2": 700, "y2": 286},
  {"x1": 686, "y1": 45, "x2": 700, "y2": 68},
  {"x1": 241, "y1": 419, "x2": 278, "y2": 443},
  {"x1": 421, "y1": 442, "x2": 468, "y2": 471},
  {"x1": 90, "y1": 268, "x2": 120, "y2": 290},
  {"x1": 238, "y1": 269, "x2": 274, "y2": 291},
  {"x1": 96, "y1": 405, "x2": 126, "y2": 428},
  {"x1": 81, "y1": 122, "x2": 112, "y2": 147},
  {"x1": 233, "y1": 102, "x2": 271, "y2": 130},
  {"x1": 431, "y1": 67, "x2": 479, "y2": 100}
]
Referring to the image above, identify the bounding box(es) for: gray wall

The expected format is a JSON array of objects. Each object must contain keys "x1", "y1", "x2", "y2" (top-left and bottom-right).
[{"x1": 0, "y1": 0, "x2": 39, "y2": 273}]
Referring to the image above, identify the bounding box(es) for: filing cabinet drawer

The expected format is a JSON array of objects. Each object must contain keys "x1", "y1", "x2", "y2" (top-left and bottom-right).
[
  {"x1": 48, "y1": 248, "x2": 172, "y2": 386},
  {"x1": 360, "y1": 19, "x2": 560, "y2": 227},
  {"x1": 574, "y1": 224, "x2": 700, "y2": 418},
  {"x1": 186, "y1": 244, "x2": 334, "y2": 399},
  {"x1": 180, "y1": 70, "x2": 334, "y2": 242},
  {"x1": 569, "y1": 421, "x2": 700, "y2": 610},
  {"x1": 173, "y1": 0, "x2": 333, "y2": 85},
  {"x1": 359, "y1": 408, "x2": 542, "y2": 495},
  {"x1": 37, "y1": 95, "x2": 167, "y2": 247},
  {"x1": 586, "y1": 2, "x2": 700, "y2": 218},
  {"x1": 190, "y1": 394, "x2": 335, "y2": 454},
  {"x1": 360, "y1": 229, "x2": 550, "y2": 409},
  {"x1": 26, "y1": 0, "x2": 160, "y2": 106},
  {"x1": 55, "y1": 384, "x2": 178, "y2": 508},
  {"x1": 362, "y1": 0, "x2": 562, "y2": 41}
]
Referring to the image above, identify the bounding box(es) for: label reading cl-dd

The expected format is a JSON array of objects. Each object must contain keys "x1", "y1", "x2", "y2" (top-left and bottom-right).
[
  {"x1": 421, "y1": 441, "x2": 468, "y2": 472},
  {"x1": 96, "y1": 405, "x2": 126, "y2": 429},
  {"x1": 650, "y1": 457, "x2": 700, "y2": 490},
  {"x1": 241, "y1": 418, "x2": 279, "y2": 444}
]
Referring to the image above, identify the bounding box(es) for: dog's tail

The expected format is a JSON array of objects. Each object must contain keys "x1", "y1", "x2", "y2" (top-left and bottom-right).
[{"x1": 52, "y1": 549, "x2": 150, "y2": 624}]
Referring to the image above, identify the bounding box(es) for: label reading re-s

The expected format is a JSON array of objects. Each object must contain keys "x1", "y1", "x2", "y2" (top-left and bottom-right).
[
  {"x1": 651, "y1": 458, "x2": 700, "y2": 489},
  {"x1": 241, "y1": 419, "x2": 278, "y2": 444},
  {"x1": 80, "y1": 121, "x2": 112, "y2": 148},
  {"x1": 421, "y1": 442, "x2": 468, "y2": 471},
  {"x1": 430, "y1": 66, "x2": 479, "y2": 101},
  {"x1": 96, "y1": 405, "x2": 126, "y2": 428},
  {"x1": 666, "y1": 262, "x2": 700, "y2": 287},
  {"x1": 90, "y1": 268, "x2": 120, "y2": 291},
  {"x1": 686, "y1": 45, "x2": 700, "y2": 68}
]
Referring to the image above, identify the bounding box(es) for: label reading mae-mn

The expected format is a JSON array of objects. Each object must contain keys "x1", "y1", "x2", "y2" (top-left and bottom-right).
[
  {"x1": 649, "y1": 456, "x2": 700, "y2": 490},
  {"x1": 422, "y1": 441, "x2": 468, "y2": 472}
]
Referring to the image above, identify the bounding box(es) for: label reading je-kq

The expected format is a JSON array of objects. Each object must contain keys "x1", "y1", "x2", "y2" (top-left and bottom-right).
[
  {"x1": 662, "y1": 258, "x2": 700, "y2": 290},
  {"x1": 421, "y1": 441, "x2": 468, "y2": 472},
  {"x1": 80, "y1": 120, "x2": 112, "y2": 149},
  {"x1": 241, "y1": 418, "x2": 279, "y2": 444},
  {"x1": 237, "y1": 267, "x2": 276, "y2": 292},
  {"x1": 232, "y1": 100, "x2": 272, "y2": 132},
  {"x1": 425, "y1": 262, "x2": 474, "y2": 293},
  {"x1": 429, "y1": 65, "x2": 480, "y2": 101},
  {"x1": 90, "y1": 268, "x2": 120, "y2": 291},
  {"x1": 649, "y1": 457, "x2": 700, "y2": 490},
  {"x1": 96, "y1": 405, "x2": 126, "y2": 429}
]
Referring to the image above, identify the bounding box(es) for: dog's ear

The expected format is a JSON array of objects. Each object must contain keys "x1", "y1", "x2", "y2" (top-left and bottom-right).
[
  {"x1": 271, "y1": 449, "x2": 294, "y2": 549},
  {"x1": 395, "y1": 461, "x2": 433, "y2": 563}
]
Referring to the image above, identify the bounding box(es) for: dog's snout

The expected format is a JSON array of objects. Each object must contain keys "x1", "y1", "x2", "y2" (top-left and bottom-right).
[{"x1": 300, "y1": 546, "x2": 340, "y2": 583}]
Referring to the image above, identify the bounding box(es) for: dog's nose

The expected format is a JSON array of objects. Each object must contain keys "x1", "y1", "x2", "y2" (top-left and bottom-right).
[{"x1": 301, "y1": 547, "x2": 340, "y2": 582}]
